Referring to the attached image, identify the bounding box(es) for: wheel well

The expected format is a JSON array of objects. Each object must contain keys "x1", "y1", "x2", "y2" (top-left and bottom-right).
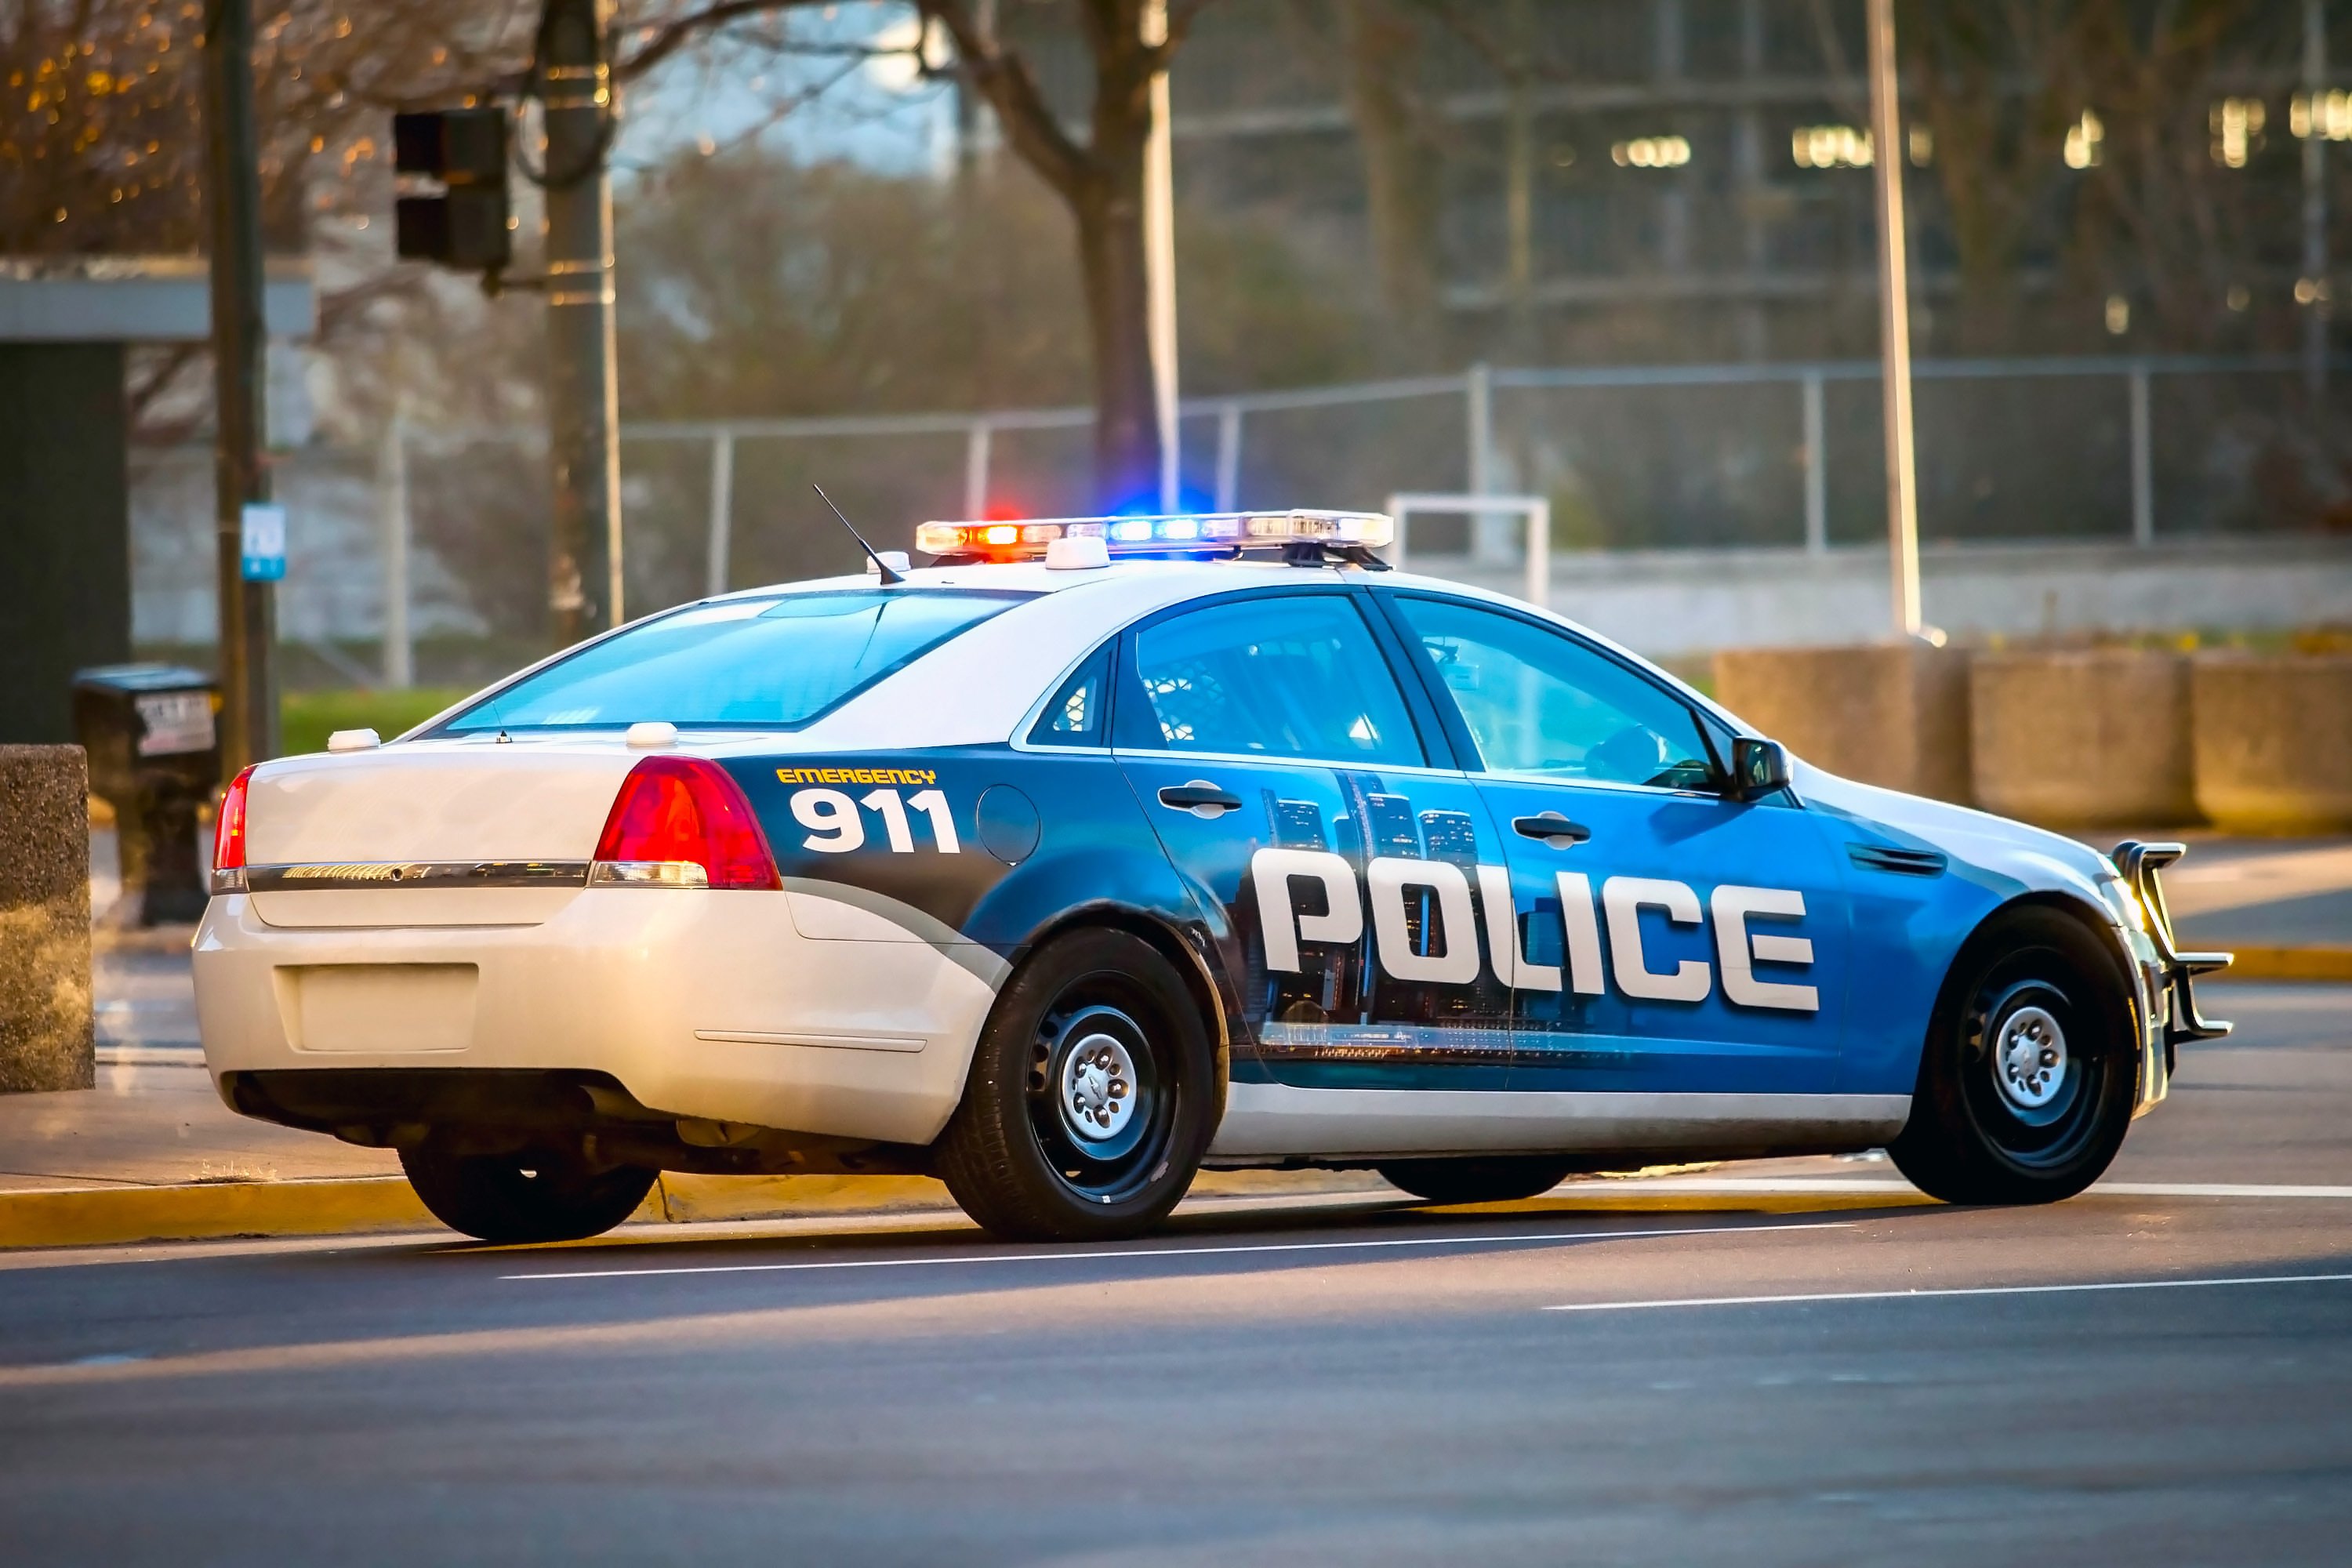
[
  {"x1": 1014, "y1": 905, "x2": 1233, "y2": 1117},
  {"x1": 1935, "y1": 892, "x2": 2143, "y2": 1071}
]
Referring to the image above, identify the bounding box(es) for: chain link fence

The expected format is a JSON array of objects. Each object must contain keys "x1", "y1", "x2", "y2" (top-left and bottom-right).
[{"x1": 131, "y1": 355, "x2": 2351, "y2": 683}]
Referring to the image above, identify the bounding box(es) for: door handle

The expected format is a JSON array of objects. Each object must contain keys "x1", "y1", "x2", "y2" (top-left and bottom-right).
[
  {"x1": 1512, "y1": 811, "x2": 1591, "y2": 847},
  {"x1": 1158, "y1": 781, "x2": 1242, "y2": 818}
]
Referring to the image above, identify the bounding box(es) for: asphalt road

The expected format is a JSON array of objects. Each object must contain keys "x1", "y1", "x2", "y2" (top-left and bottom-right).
[{"x1": 3, "y1": 980, "x2": 2349, "y2": 1566}]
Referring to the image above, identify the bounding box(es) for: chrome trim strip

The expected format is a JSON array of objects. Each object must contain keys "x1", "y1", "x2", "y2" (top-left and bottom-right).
[
  {"x1": 243, "y1": 861, "x2": 592, "y2": 893},
  {"x1": 1209, "y1": 1083, "x2": 1913, "y2": 1159}
]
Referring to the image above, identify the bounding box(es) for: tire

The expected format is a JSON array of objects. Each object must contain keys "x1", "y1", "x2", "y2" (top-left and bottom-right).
[
  {"x1": 1889, "y1": 906, "x2": 2138, "y2": 1206},
  {"x1": 935, "y1": 928, "x2": 1215, "y2": 1243},
  {"x1": 1377, "y1": 1156, "x2": 1577, "y2": 1206},
  {"x1": 399, "y1": 1143, "x2": 658, "y2": 1243}
]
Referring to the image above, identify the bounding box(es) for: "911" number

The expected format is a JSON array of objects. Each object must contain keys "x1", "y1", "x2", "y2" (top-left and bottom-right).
[{"x1": 789, "y1": 787, "x2": 960, "y2": 854}]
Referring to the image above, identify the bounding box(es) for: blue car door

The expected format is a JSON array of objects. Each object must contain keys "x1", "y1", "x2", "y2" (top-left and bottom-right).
[
  {"x1": 1109, "y1": 588, "x2": 1515, "y2": 1093},
  {"x1": 1374, "y1": 591, "x2": 1852, "y2": 1095}
]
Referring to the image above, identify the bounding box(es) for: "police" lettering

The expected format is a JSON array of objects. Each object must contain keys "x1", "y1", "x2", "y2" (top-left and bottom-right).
[{"x1": 1252, "y1": 848, "x2": 1817, "y2": 1013}]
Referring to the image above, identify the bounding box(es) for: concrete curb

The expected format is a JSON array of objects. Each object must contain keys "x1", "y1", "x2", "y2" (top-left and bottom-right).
[
  {"x1": 0, "y1": 1170, "x2": 1402, "y2": 1252},
  {"x1": 0, "y1": 1165, "x2": 1930, "y2": 1252},
  {"x1": 0, "y1": 1171, "x2": 967, "y2": 1251},
  {"x1": 2223, "y1": 946, "x2": 2352, "y2": 982}
]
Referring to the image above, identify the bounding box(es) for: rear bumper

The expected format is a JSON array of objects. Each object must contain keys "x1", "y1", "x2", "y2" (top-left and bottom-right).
[{"x1": 192, "y1": 890, "x2": 999, "y2": 1147}]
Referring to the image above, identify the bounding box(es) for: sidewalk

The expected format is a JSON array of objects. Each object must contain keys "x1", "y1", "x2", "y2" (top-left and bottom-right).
[{"x1": 8, "y1": 829, "x2": 2347, "y2": 1250}]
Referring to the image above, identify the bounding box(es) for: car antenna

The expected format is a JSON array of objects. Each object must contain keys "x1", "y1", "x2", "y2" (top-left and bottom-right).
[{"x1": 812, "y1": 484, "x2": 904, "y2": 586}]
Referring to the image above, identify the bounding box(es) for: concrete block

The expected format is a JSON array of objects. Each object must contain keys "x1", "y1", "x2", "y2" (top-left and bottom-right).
[
  {"x1": 0, "y1": 746, "x2": 93, "y2": 1094},
  {"x1": 2191, "y1": 654, "x2": 2352, "y2": 833},
  {"x1": 1969, "y1": 651, "x2": 2195, "y2": 828},
  {"x1": 1710, "y1": 642, "x2": 1972, "y2": 803}
]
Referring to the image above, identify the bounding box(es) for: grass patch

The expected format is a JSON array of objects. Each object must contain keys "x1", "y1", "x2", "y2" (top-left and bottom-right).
[{"x1": 280, "y1": 688, "x2": 472, "y2": 757}]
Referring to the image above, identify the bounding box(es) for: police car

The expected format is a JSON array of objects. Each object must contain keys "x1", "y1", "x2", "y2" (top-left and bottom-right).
[{"x1": 193, "y1": 510, "x2": 2230, "y2": 1244}]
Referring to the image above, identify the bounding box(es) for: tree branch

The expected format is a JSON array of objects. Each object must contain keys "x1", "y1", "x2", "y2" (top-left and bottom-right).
[
  {"x1": 917, "y1": 0, "x2": 1098, "y2": 198},
  {"x1": 616, "y1": 0, "x2": 834, "y2": 82}
]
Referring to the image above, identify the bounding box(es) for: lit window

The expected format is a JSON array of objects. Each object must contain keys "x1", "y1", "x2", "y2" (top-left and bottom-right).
[{"x1": 1611, "y1": 136, "x2": 1690, "y2": 169}]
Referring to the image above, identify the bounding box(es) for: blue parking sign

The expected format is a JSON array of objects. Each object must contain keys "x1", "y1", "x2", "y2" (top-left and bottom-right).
[{"x1": 240, "y1": 503, "x2": 287, "y2": 582}]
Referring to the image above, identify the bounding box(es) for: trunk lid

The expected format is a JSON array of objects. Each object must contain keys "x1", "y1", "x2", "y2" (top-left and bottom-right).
[{"x1": 242, "y1": 738, "x2": 639, "y2": 928}]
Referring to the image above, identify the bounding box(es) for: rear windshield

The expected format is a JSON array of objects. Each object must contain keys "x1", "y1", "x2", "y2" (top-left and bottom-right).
[{"x1": 437, "y1": 589, "x2": 1033, "y2": 734}]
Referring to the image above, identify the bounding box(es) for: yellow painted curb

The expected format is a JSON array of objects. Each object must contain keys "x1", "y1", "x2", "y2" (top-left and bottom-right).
[
  {"x1": 1, "y1": 1164, "x2": 1906, "y2": 1252},
  {"x1": 2223, "y1": 946, "x2": 2352, "y2": 982},
  {"x1": 0, "y1": 1178, "x2": 435, "y2": 1250}
]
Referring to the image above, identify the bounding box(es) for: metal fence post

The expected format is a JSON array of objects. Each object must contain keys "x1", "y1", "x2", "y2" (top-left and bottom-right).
[
  {"x1": 1214, "y1": 402, "x2": 1243, "y2": 512},
  {"x1": 964, "y1": 419, "x2": 993, "y2": 519},
  {"x1": 1526, "y1": 497, "x2": 1551, "y2": 608},
  {"x1": 379, "y1": 414, "x2": 412, "y2": 688},
  {"x1": 1466, "y1": 363, "x2": 1492, "y2": 498},
  {"x1": 704, "y1": 428, "x2": 735, "y2": 597},
  {"x1": 2129, "y1": 367, "x2": 2154, "y2": 546},
  {"x1": 1802, "y1": 370, "x2": 1828, "y2": 554}
]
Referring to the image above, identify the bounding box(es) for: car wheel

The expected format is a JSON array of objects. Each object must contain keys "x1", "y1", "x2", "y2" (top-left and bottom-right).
[
  {"x1": 398, "y1": 1143, "x2": 658, "y2": 1243},
  {"x1": 1889, "y1": 906, "x2": 2137, "y2": 1205},
  {"x1": 1376, "y1": 1156, "x2": 1577, "y2": 1205},
  {"x1": 935, "y1": 928, "x2": 1215, "y2": 1243}
]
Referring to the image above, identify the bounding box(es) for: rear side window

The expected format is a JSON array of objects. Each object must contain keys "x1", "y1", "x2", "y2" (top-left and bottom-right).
[
  {"x1": 440, "y1": 590, "x2": 1032, "y2": 733},
  {"x1": 1116, "y1": 594, "x2": 1424, "y2": 767},
  {"x1": 1028, "y1": 647, "x2": 1111, "y2": 747}
]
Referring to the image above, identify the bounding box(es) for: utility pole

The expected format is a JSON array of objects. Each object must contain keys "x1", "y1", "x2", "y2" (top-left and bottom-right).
[
  {"x1": 201, "y1": 0, "x2": 278, "y2": 768},
  {"x1": 1865, "y1": 0, "x2": 1922, "y2": 638},
  {"x1": 539, "y1": 0, "x2": 622, "y2": 643},
  {"x1": 2303, "y1": 0, "x2": 2329, "y2": 399},
  {"x1": 1142, "y1": 0, "x2": 1180, "y2": 512}
]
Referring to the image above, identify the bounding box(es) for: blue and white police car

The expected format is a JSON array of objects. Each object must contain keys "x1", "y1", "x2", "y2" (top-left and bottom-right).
[{"x1": 193, "y1": 510, "x2": 2231, "y2": 1243}]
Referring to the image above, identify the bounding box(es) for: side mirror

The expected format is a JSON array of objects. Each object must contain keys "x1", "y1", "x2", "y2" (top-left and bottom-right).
[{"x1": 1730, "y1": 736, "x2": 1791, "y2": 801}]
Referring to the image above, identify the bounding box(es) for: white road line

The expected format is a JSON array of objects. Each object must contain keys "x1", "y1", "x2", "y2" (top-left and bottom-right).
[
  {"x1": 503, "y1": 1219, "x2": 1853, "y2": 1283},
  {"x1": 1544, "y1": 1271, "x2": 2352, "y2": 1313},
  {"x1": 1589, "y1": 1178, "x2": 2352, "y2": 1200}
]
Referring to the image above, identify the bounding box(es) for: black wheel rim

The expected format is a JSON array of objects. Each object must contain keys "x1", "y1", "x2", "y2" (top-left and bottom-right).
[
  {"x1": 1023, "y1": 984, "x2": 1179, "y2": 1207},
  {"x1": 1958, "y1": 965, "x2": 2109, "y2": 1171}
]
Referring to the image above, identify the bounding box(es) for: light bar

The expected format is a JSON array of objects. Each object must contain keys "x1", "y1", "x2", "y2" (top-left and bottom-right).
[{"x1": 915, "y1": 510, "x2": 1393, "y2": 560}]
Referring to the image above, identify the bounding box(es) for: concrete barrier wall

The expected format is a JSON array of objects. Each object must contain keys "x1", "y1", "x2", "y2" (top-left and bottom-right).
[
  {"x1": 1712, "y1": 643, "x2": 1971, "y2": 803},
  {"x1": 1971, "y1": 652, "x2": 2197, "y2": 828},
  {"x1": 2193, "y1": 655, "x2": 2352, "y2": 833},
  {"x1": 0, "y1": 746, "x2": 93, "y2": 1094}
]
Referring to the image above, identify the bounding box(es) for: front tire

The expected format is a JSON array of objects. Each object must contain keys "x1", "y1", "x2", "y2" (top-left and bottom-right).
[
  {"x1": 935, "y1": 929, "x2": 1215, "y2": 1243},
  {"x1": 1377, "y1": 1156, "x2": 1577, "y2": 1206},
  {"x1": 1889, "y1": 907, "x2": 2137, "y2": 1205},
  {"x1": 399, "y1": 1144, "x2": 657, "y2": 1243}
]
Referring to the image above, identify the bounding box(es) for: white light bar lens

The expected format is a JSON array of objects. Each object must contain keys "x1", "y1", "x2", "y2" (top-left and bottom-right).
[{"x1": 916, "y1": 510, "x2": 1392, "y2": 559}]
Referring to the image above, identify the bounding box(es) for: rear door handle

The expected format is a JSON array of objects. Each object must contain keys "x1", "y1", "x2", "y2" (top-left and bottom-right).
[
  {"x1": 1158, "y1": 781, "x2": 1243, "y2": 818},
  {"x1": 1513, "y1": 811, "x2": 1591, "y2": 847}
]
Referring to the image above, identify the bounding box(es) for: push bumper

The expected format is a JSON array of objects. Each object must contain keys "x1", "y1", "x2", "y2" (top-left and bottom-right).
[{"x1": 2111, "y1": 840, "x2": 2234, "y2": 1050}]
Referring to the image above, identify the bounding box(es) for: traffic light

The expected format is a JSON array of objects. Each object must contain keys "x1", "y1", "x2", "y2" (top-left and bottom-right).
[{"x1": 393, "y1": 107, "x2": 511, "y2": 271}]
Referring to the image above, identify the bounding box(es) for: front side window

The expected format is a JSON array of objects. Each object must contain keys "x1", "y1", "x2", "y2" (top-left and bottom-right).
[
  {"x1": 1389, "y1": 595, "x2": 1717, "y2": 789},
  {"x1": 439, "y1": 590, "x2": 1031, "y2": 733},
  {"x1": 1120, "y1": 594, "x2": 1424, "y2": 767}
]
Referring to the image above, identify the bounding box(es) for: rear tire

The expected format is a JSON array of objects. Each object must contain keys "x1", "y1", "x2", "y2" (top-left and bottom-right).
[
  {"x1": 399, "y1": 1144, "x2": 657, "y2": 1243},
  {"x1": 1377, "y1": 1156, "x2": 1577, "y2": 1206},
  {"x1": 935, "y1": 929, "x2": 1214, "y2": 1243},
  {"x1": 1889, "y1": 907, "x2": 2137, "y2": 1206}
]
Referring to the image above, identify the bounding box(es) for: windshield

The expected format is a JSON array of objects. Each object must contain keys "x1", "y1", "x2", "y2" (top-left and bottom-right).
[{"x1": 437, "y1": 589, "x2": 1033, "y2": 733}]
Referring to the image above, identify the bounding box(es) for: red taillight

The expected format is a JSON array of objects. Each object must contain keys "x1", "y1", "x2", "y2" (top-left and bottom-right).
[
  {"x1": 213, "y1": 764, "x2": 255, "y2": 872},
  {"x1": 592, "y1": 756, "x2": 780, "y2": 890}
]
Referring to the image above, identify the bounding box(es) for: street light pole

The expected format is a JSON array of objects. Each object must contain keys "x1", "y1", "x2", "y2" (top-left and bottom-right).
[
  {"x1": 1866, "y1": 0, "x2": 1922, "y2": 638},
  {"x1": 539, "y1": 0, "x2": 622, "y2": 644},
  {"x1": 201, "y1": 0, "x2": 278, "y2": 768},
  {"x1": 1142, "y1": 0, "x2": 1180, "y2": 512}
]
